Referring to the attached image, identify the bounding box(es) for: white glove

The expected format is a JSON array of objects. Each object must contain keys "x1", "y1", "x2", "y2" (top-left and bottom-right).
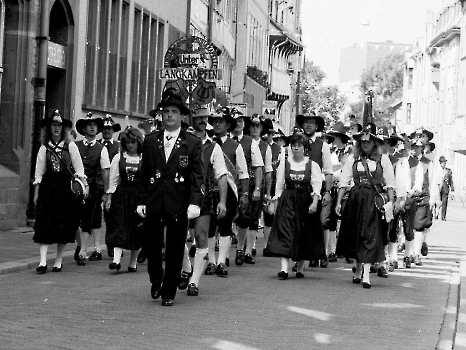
[
  {"x1": 136, "y1": 205, "x2": 146, "y2": 218},
  {"x1": 187, "y1": 205, "x2": 201, "y2": 220},
  {"x1": 383, "y1": 202, "x2": 394, "y2": 223}
]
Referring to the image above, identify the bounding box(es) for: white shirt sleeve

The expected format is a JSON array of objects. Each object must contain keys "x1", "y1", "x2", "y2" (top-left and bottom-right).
[
  {"x1": 339, "y1": 154, "x2": 354, "y2": 188},
  {"x1": 381, "y1": 154, "x2": 395, "y2": 189},
  {"x1": 274, "y1": 150, "x2": 286, "y2": 198},
  {"x1": 100, "y1": 146, "x2": 111, "y2": 169},
  {"x1": 236, "y1": 144, "x2": 249, "y2": 180},
  {"x1": 395, "y1": 157, "x2": 410, "y2": 198},
  {"x1": 264, "y1": 145, "x2": 273, "y2": 173},
  {"x1": 33, "y1": 146, "x2": 47, "y2": 184},
  {"x1": 411, "y1": 163, "x2": 424, "y2": 194},
  {"x1": 251, "y1": 139, "x2": 264, "y2": 167},
  {"x1": 321, "y1": 142, "x2": 333, "y2": 175},
  {"x1": 107, "y1": 153, "x2": 121, "y2": 193},
  {"x1": 311, "y1": 160, "x2": 323, "y2": 194},
  {"x1": 69, "y1": 142, "x2": 85, "y2": 178},
  {"x1": 211, "y1": 143, "x2": 228, "y2": 179}
]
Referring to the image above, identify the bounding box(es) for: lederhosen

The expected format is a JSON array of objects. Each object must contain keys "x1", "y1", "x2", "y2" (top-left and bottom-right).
[
  {"x1": 235, "y1": 135, "x2": 254, "y2": 229},
  {"x1": 263, "y1": 142, "x2": 281, "y2": 227},
  {"x1": 211, "y1": 137, "x2": 238, "y2": 237},
  {"x1": 413, "y1": 158, "x2": 433, "y2": 231},
  {"x1": 76, "y1": 140, "x2": 105, "y2": 232}
]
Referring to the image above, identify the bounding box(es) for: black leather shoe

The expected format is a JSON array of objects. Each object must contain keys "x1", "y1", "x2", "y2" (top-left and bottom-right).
[
  {"x1": 151, "y1": 283, "x2": 161, "y2": 299},
  {"x1": 244, "y1": 253, "x2": 255, "y2": 264},
  {"x1": 204, "y1": 263, "x2": 217, "y2": 275},
  {"x1": 187, "y1": 283, "x2": 199, "y2": 296},
  {"x1": 421, "y1": 242, "x2": 428, "y2": 256},
  {"x1": 369, "y1": 264, "x2": 377, "y2": 273},
  {"x1": 309, "y1": 260, "x2": 319, "y2": 267},
  {"x1": 127, "y1": 266, "x2": 137, "y2": 272},
  {"x1": 345, "y1": 257, "x2": 354, "y2": 264},
  {"x1": 36, "y1": 265, "x2": 47, "y2": 274},
  {"x1": 328, "y1": 253, "x2": 337, "y2": 262},
  {"x1": 235, "y1": 250, "x2": 244, "y2": 266},
  {"x1": 231, "y1": 235, "x2": 238, "y2": 245},
  {"x1": 363, "y1": 282, "x2": 371, "y2": 289},
  {"x1": 178, "y1": 271, "x2": 190, "y2": 290},
  {"x1": 109, "y1": 262, "x2": 121, "y2": 272},
  {"x1": 320, "y1": 258, "x2": 328, "y2": 268},
  {"x1": 74, "y1": 246, "x2": 81, "y2": 262},
  {"x1": 77, "y1": 255, "x2": 86, "y2": 266},
  {"x1": 52, "y1": 265, "x2": 62, "y2": 272},
  {"x1": 89, "y1": 251, "x2": 102, "y2": 261},
  {"x1": 291, "y1": 262, "x2": 298, "y2": 272},
  {"x1": 216, "y1": 263, "x2": 228, "y2": 277},
  {"x1": 352, "y1": 277, "x2": 362, "y2": 284},
  {"x1": 403, "y1": 256, "x2": 411, "y2": 268},
  {"x1": 377, "y1": 266, "x2": 388, "y2": 278},
  {"x1": 277, "y1": 271, "x2": 288, "y2": 280},
  {"x1": 296, "y1": 272, "x2": 304, "y2": 278},
  {"x1": 161, "y1": 298, "x2": 174, "y2": 306}
]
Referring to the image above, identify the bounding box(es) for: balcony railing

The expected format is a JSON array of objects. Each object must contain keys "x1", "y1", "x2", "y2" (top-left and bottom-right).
[{"x1": 246, "y1": 65, "x2": 270, "y2": 90}]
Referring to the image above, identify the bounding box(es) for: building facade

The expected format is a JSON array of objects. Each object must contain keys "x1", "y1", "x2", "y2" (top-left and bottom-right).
[{"x1": 401, "y1": 0, "x2": 466, "y2": 200}]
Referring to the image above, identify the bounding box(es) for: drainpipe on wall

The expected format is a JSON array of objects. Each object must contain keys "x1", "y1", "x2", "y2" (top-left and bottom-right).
[
  {"x1": 28, "y1": 0, "x2": 49, "y2": 218},
  {"x1": 186, "y1": 0, "x2": 192, "y2": 36}
]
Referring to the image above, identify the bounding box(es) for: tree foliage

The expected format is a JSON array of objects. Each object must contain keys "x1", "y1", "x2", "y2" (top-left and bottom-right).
[{"x1": 299, "y1": 60, "x2": 348, "y2": 126}]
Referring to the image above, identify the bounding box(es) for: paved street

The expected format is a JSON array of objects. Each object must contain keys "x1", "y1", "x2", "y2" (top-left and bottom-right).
[{"x1": 0, "y1": 207, "x2": 465, "y2": 350}]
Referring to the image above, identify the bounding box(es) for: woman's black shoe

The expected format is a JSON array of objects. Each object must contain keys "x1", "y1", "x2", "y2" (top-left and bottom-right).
[
  {"x1": 178, "y1": 271, "x2": 190, "y2": 290},
  {"x1": 109, "y1": 262, "x2": 121, "y2": 272},
  {"x1": 52, "y1": 265, "x2": 62, "y2": 272},
  {"x1": 377, "y1": 266, "x2": 388, "y2": 278},
  {"x1": 352, "y1": 277, "x2": 362, "y2": 284},
  {"x1": 309, "y1": 260, "x2": 319, "y2": 267},
  {"x1": 74, "y1": 246, "x2": 81, "y2": 262},
  {"x1": 345, "y1": 257, "x2": 354, "y2": 264},
  {"x1": 296, "y1": 272, "x2": 304, "y2": 278},
  {"x1": 137, "y1": 251, "x2": 146, "y2": 264},
  {"x1": 36, "y1": 265, "x2": 47, "y2": 274},
  {"x1": 291, "y1": 262, "x2": 298, "y2": 272},
  {"x1": 128, "y1": 266, "x2": 137, "y2": 272},
  {"x1": 363, "y1": 282, "x2": 371, "y2": 289},
  {"x1": 235, "y1": 250, "x2": 244, "y2": 265},
  {"x1": 277, "y1": 271, "x2": 288, "y2": 280}
]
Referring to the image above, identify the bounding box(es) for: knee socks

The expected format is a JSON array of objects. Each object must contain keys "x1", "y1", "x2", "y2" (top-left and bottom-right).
[
  {"x1": 217, "y1": 236, "x2": 231, "y2": 265},
  {"x1": 191, "y1": 248, "x2": 208, "y2": 286}
]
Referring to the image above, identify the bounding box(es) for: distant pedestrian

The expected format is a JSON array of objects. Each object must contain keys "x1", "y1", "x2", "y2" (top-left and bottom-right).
[
  {"x1": 438, "y1": 156, "x2": 454, "y2": 221},
  {"x1": 264, "y1": 133, "x2": 326, "y2": 279},
  {"x1": 105, "y1": 127, "x2": 144, "y2": 273},
  {"x1": 335, "y1": 123, "x2": 395, "y2": 289},
  {"x1": 33, "y1": 110, "x2": 87, "y2": 274}
]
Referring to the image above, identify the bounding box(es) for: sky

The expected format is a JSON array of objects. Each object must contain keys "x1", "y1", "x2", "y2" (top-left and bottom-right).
[{"x1": 301, "y1": 0, "x2": 442, "y2": 85}]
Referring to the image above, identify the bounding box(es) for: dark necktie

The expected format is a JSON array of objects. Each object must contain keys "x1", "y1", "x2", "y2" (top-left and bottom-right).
[
  {"x1": 213, "y1": 137, "x2": 222, "y2": 146},
  {"x1": 233, "y1": 136, "x2": 239, "y2": 143}
]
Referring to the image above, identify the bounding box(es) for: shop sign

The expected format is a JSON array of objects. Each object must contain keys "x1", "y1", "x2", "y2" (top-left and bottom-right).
[{"x1": 48, "y1": 41, "x2": 66, "y2": 69}]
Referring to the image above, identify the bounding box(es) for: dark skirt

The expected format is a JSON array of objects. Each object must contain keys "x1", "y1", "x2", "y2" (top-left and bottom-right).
[
  {"x1": 106, "y1": 184, "x2": 143, "y2": 250},
  {"x1": 264, "y1": 188, "x2": 326, "y2": 261},
  {"x1": 33, "y1": 171, "x2": 81, "y2": 245},
  {"x1": 336, "y1": 184, "x2": 386, "y2": 263}
]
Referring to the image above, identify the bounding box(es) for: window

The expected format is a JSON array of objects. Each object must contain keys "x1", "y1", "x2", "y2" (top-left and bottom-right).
[
  {"x1": 406, "y1": 103, "x2": 412, "y2": 124},
  {"x1": 0, "y1": 0, "x2": 4, "y2": 98},
  {"x1": 408, "y1": 68, "x2": 413, "y2": 89}
]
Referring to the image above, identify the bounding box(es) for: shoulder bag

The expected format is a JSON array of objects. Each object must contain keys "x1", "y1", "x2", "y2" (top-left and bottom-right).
[{"x1": 360, "y1": 157, "x2": 389, "y2": 214}]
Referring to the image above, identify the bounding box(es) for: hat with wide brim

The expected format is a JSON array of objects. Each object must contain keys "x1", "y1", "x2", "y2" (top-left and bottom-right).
[
  {"x1": 208, "y1": 107, "x2": 237, "y2": 132},
  {"x1": 439, "y1": 155, "x2": 447, "y2": 163},
  {"x1": 192, "y1": 107, "x2": 212, "y2": 118},
  {"x1": 40, "y1": 110, "x2": 72, "y2": 129},
  {"x1": 102, "y1": 114, "x2": 121, "y2": 132},
  {"x1": 263, "y1": 118, "x2": 275, "y2": 134},
  {"x1": 353, "y1": 123, "x2": 383, "y2": 143},
  {"x1": 157, "y1": 91, "x2": 190, "y2": 116},
  {"x1": 386, "y1": 133, "x2": 405, "y2": 147},
  {"x1": 244, "y1": 114, "x2": 271, "y2": 136},
  {"x1": 422, "y1": 129, "x2": 434, "y2": 142},
  {"x1": 326, "y1": 121, "x2": 350, "y2": 143},
  {"x1": 76, "y1": 112, "x2": 104, "y2": 136},
  {"x1": 295, "y1": 113, "x2": 325, "y2": 132}
]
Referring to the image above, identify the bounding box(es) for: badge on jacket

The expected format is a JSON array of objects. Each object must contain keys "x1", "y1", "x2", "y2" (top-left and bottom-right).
[{"x1": 179, "y1": 156, "x2": 188, "y2": 167}]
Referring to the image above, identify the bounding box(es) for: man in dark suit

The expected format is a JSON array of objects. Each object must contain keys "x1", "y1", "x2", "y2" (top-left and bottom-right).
[
  {"x1": 137, "y1": 91, "x2": 203, "y2": 306},
  {"x1": 438, "y1": 156, "x2": 454, "y2": 221}
]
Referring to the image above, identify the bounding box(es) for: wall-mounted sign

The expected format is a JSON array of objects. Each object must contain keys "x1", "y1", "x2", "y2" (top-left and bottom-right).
[
  {"x1": 160, "y1": 36, "x2": 221, "y2": 106},
  {"x1": 262, "y1": 100, "x2": 277, "y2": 119},
  {"x1": 47, "y1": 41, "x2": 67, "y2": 69}
]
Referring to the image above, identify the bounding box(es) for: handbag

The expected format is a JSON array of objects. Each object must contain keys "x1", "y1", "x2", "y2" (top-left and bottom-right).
[
  {"x1": 361, "y1": 157, "x2": 389, "y2": 213},
  {"x1": 45, "y1": 144, "x2": 88, "y2": 198}
]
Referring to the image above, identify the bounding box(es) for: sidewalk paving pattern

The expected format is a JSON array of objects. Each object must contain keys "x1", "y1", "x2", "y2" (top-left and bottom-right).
[{"x1": 0, "y1": 208, "x2": 465, "y2": 349}]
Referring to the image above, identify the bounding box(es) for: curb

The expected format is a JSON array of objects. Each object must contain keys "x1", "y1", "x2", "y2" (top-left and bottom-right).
[
  {"x1": 454, "y1": 256, "x2": 466, "y2": 349},
  {"x1": 0, "y1": 245, "x2": 108, "y2": 276}
]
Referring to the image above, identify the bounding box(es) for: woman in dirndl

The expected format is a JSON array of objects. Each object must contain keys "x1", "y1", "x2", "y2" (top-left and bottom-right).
[
  {"x1": 335, "y1": 123, "x2": 395, "y2": 288},
  {"x1": 33, "y1": 110, "x2": 87, "y2": 274},
  {"x1": 105, "y1": 127, "x2": 144, "y2": 273},
  {"x1": 264, "y1": 133, "x2": 326, "y2": 279}
]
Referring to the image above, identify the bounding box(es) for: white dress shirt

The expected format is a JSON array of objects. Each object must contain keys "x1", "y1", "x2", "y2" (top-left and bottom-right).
[{"x1": 163, "y1": 128, "x2": 181, "y2": 161}]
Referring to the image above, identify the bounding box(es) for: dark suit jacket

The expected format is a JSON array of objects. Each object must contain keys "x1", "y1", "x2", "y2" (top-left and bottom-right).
[
  {"x1": 138, "y1": 129, "x2": 204, "y2": 219},
  {"x1": 441, "y1": 168, "x2": 454, "y2": 194}
]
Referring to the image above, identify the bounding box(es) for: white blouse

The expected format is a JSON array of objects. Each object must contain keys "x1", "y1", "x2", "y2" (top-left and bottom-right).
[
  {"x1": 274, "y1": 152, "x2": 323, "y2": 199},
  {"x1": 339, "y1": 153, "x2": 395, "y2": 189},
  {"x1": 34, "y1": 141, "x2": 85, "y2": 184},
  {"x1": 107, "y1": 153, "x2": 141, "y2": 193},
  {"x1": 395, "y1": 157, "x2": 423, "y2": 199}
]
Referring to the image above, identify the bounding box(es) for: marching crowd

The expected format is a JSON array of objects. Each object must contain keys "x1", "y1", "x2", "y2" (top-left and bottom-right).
[{"x1": 32, "y1": 90, "x2": 455, "y2": 306}]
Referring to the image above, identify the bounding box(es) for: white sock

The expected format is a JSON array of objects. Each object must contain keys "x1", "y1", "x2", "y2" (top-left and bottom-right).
[
  {"x1": 263, "y1": 226, "x2": 271, "y2": 249},
  {"x1": 404, "y1": 240, "x2": 414, "y2": 258},
  {"x1": 191, "y1": 248, "x2": 208, "y2": 286},
  {"x1": 414, "y1": 231, "x2": 423, "y2": 257},
  {"x1": 280, "y1": 257, "x2": 289, "y2": 272},
  {"x1": 246, "y1": 230, "x2": 257, "y2": 254},
  {"x1": 388, "y1": 242, "x2": 397, "y2": 261},
  {"x1": 217, "y1": 236, "x2": 231, "y2": 265},
  {"x1": 207, "y1": 237, "x2": 217, "y2": 265},
  {"x1": 39, "y1": 244, "x2": 48, "y2": 266},
  {"x1": 323, "y1": 229, "x2": 330, "y2": 256},
  {"x1": 328, "y1": 230, "x2": 336, "y2": 255},
  {"x1": 114, "y1": 247, "x2": 123, "y2": 264}
]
